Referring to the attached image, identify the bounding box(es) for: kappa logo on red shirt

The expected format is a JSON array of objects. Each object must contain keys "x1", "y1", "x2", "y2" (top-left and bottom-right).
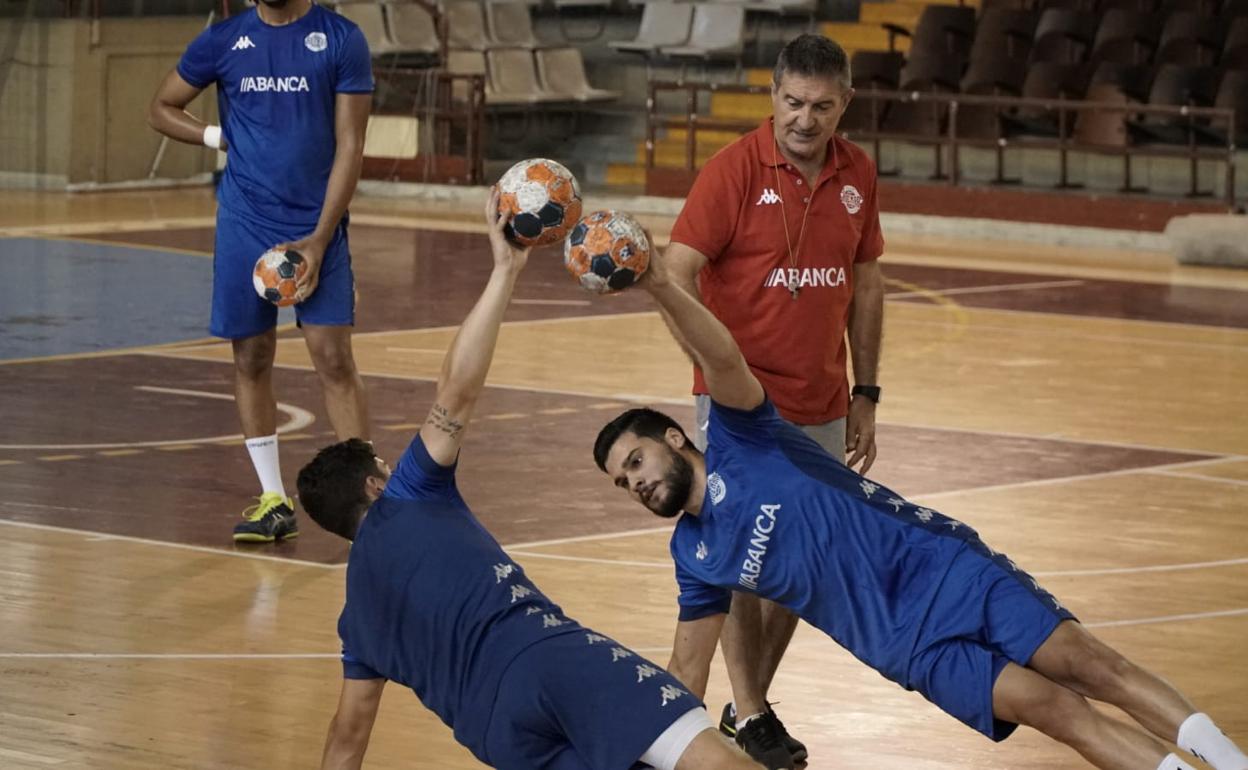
[{"x1": 840, "y1": 185, "x2": 864, "y2": 214}]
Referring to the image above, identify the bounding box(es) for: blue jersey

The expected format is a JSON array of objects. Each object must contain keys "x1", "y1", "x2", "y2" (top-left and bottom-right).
[
  {"x1": 176, "y1": 5, "x2": 373, "y2": 228},
  {"x1": 672, "y1": 399, "x2": 998, "y2": 687},
  {"x1": 337, "y1": 436, "x2": 586, "y2": 761}
]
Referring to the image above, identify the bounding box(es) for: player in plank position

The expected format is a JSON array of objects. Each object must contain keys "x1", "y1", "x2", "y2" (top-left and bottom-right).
[
  {"x1": 592, "y1": 243, "x2": 1248, "y2": 770},
  {"x1": 296, "y1": 191, "x2": 768, "y2": 770}
]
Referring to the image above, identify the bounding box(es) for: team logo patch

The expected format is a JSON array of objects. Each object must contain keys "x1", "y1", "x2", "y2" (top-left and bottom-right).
[
  {"x1": 840, "y1": 184, "x2": 864, "y2": 214},
  {"x1": 305, "y1": 31, "x2": 327, "y2": 52},
  {"x1": 696, "y1": 541, "x2": 708, "y2": 561},
  {"x1": 707, "y1": 472, "x2": 726, "y2": 505}
]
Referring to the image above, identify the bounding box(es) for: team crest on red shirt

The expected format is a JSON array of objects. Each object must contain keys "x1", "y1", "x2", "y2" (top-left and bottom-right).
[{"x1": 840, "y1": 185, "x2": 863, "y2": 214}]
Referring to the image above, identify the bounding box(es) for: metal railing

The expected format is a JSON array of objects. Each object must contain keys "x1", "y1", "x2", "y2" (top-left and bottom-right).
[{"x1": 645, "y1": 80, "x2": 1239, "y2": 208}]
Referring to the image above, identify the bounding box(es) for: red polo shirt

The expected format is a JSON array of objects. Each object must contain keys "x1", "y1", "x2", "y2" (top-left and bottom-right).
[{"x1": 670, "y1": 118, "x2": 884, "y2": 425}]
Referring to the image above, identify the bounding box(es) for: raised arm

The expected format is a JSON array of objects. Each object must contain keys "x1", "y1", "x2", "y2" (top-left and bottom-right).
[
  {"x1": 419, "y1": 190, "x2": 531, "y2": 466},
  {"x1": 642, "y1": 247, "x2": 765, "y2": 412},
  {"x1": 320, "y1": 677, "x2": 385, "y2": 770}
]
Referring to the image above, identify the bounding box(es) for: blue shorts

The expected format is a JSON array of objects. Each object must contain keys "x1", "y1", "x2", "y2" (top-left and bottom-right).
[
  {"x1": 481, "y1": 631, "x2": 702, "y2": 770},
  {"x1": 907, "y1": 548, "x2": 1076, "y2": 742},
  {"x1": 210, "y1": 205, "x2": 355, "y2": 339}
]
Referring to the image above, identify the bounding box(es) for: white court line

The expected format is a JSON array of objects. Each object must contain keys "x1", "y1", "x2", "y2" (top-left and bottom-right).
[
  {"x1": 886, "y1": 279, "x2": 1086, "y2": 300},
  {"x1": 0, "y1": 652, "x2": 338, "y2": 660},
  {"x1": 1085, "y1": 607, "x2": 1248, "y2": 629},
  {"x1": 911, "y1": 455, "x2": 1236, "y2": 504},
  {"x1": 0, "y1": 517, "x2": 344, "y2": 569},
  {"x1": 505, "y1": 525, "x2": 672, "y2": 550},
  {"x1": 1147, "y1": 469, "x2": 1248, "y2": 488},
  {"x1": 513, "y1": 299, "x2": 592, "y2": 306},
  {"x1": 0, "y1": 386, "x2": 315, "y2": 451}
]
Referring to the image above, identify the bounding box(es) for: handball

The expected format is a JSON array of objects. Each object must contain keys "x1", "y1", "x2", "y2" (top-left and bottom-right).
[
  {"x1": 497, "y1": 158, "x2": 582, "y2": 248},
  {"x1": 563, "y1": 210, "x2": 651, "y2": 294},
  {"x1": 253, "y1": 248, "x2": 308, "y2": 307}
]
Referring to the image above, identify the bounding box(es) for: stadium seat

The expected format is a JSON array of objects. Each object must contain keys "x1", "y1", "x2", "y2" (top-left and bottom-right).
[
  {"x1": 1192, "y1": 69, "x2": 1248, "y2": 143},
  {"x1": 971, "y1": 8, "x2": 1039, "y2": 61},
  {"x1": 884, "y1": 4, "x2": 976, "y2": 59},
  {"x1": 536, "y1": 47, "x2": 620, "y2": 102},
  {"x1": 958, "y1": 50, "x2": 1029, "y2": 139},
  {"x1": 838, "y1": 50, "x2": 905, "y2": 134},
  {"x1": 447, "y1": 48, "x2": 490, "y2": 103},
  {"x1": 1154, "y1": 11, "x2": 1225, "y2": 65},
  {"x1": 1001, "y1": 61, "x2": 1091, "y2": 137},
  {"x1": 1089, "y1": 9, "x2": 1162, "y2": 64},
  {"x1": 487, "y1": 48, "x2": 566, "y2": 104},
  {"x1": 1221, "y1": 17, "x2": 1248, "y2": 68},
  {"x1": 445, "y1": 0, "x2": 491, "y2": 51},
  {"x1": 659, "y1": 3, "x2": 746, "y2": 61},
  {"x1": 1030, "y1": 8, "x2": 1099, "y2": 63},
  {"x1": 1126, "y1": 63, "x2": 1218, "y2": 143},
  {"x1": 609, "y1": 2, "x2": 695, "y2": 56},
  {"x1": 384, "y1": 2, "x2": 441, "y2": 56},
  {"x1": 335, "y1": 2, "x2": 402, "y2": 55},
  {"x1": 487, "y1": 1, "x2": 540, "y2": 48},
  {"x1": 1073, "y1": 80, "x2": 1137, "y2": 146}
]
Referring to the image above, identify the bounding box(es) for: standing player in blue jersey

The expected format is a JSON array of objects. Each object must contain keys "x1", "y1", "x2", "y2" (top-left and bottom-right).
[
  {"x1": 592, "y1": 247, "x2": 1248, "y2": 770},
  {"x1": 148, "y1": 0, "x2": 373, "y2": 542},
  {"x1": 294, "y1": 192, "x2": 766, "y2": 770}
]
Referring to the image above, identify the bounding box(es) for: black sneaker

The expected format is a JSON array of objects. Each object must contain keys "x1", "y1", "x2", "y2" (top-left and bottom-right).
[
  {"x1": 767, "y1": 703, "x2": 808, "y2": 764},
  {"x1": 233, "y1": 493, "x2": 299, "y2": 543},
  {"x1": 719, "y1": 703, "x2": 737, "y2": 739},
  {"x1": 734, "y1": 712, "x2": 795, "y2": 770}
]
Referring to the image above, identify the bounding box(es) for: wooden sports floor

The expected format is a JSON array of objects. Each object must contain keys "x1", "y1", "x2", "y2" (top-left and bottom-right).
[{"x1": 1, "y1": 188, "x2": 1245, "y2": 769}]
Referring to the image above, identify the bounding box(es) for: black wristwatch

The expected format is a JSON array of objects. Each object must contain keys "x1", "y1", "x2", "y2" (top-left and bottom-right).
[{"x1": 851, "y1": 385, "x2": 881, "y2": 404}]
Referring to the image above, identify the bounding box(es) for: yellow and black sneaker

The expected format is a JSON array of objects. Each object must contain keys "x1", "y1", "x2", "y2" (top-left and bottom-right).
[
  {"x1": 719, "y1": 703, "x2": 737, "y2": 739},
  {"x1": 233, "y1": 492, "x2": 299, "y2": 543}
]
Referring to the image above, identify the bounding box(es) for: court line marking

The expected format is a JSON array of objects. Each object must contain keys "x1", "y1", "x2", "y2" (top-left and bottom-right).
[
  {"x1": 1147, "y1": 469, "x2": 1248, "y2": 488},
  {"x1": 0, "y1": 324, "x2": 297, "y2": 368},
  {"x1": 0, "y1": 386, "x2": 315, "y2": 451},
  {"x1": 886, "y1": 279, "x2": 1087, "y2": 301},
  {"x1": 5, "y1": 607, "x2": 1247, "y2": 661},
  {"x1": 0, "y1": 517, "x2": 343, "y2": 569}
]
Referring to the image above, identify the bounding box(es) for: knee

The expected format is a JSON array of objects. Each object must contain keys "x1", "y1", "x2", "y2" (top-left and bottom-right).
[
  {"x1": 1017, "y1": 685, "x2": 1094, "y2": 747},
  {"x1": 1069, "y1": 644, "x2": 1136, "y2": 699},
  {"x1": 312, "y1": 346, "x2": 358, "y2": 384},
  {"x1": 234, "y1": 344, "x2": 274, "y2": 381}
]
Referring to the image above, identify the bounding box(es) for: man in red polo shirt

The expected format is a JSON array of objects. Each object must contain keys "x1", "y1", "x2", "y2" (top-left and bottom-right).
[{"x1": 664, "y1": 33, "x2": 886, "y2": 769}]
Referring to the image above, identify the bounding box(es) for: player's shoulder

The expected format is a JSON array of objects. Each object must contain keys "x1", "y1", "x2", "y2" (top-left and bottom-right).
[{"x1": 205, "y1": 7, "x2": 252, "y2": 37}]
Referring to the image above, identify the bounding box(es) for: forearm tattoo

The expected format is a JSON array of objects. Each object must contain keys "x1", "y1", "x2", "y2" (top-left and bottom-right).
[{"x1": 426, "y1": 403, "x2": 465, "y2": 438}]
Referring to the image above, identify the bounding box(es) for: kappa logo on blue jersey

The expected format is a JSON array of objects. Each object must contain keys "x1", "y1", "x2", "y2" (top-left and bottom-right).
[
  {"x1": 695, "y1": 541, "x2": 708, "y2": 560},
  {"x1": 305, "y1": 31, "x2": 327, "y2": 52},
  {"x1": 707, "y1": 472, "x2": 726, "y2": 505},
  {"x1": 231, "y1": 35, "x2": 255, "y2": 51}
]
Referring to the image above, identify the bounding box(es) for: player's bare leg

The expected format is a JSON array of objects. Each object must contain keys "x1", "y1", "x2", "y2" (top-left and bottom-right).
[
  {"x1": 232, "y1": 329, "x2": 279, "y2": 438},
  {"x1": 720, "y1": 595, "x2": 800, "y2": 768},
  {"x1": 1029, "y1": 621, "x2": 1248, "y2": 770},
  {"x1": 303, "y1": 324, "x2": 370, "y2": 441},
  {"x1": 994, "y1": 661, "x2": 1170, "y2": 770},
  {"x1": 231, "y1": 329, "x2": 298, "y2": 541}
]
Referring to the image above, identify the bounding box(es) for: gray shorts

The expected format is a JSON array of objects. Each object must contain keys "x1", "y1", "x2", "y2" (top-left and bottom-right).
[{"x1": 693, "y1": 394, "x2": 846, "y2": 461}]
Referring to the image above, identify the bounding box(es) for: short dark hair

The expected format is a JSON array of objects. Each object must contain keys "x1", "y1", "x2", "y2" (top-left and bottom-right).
[
  {"x1": 296, "y1": 438, "x2": 379, "y2": 541},
  {"x1": 593, "y1": 408, "x2": 692, "y2": 472},
  {"x1": 773, "y1": 34, "x2": 851, "y2": 91}
]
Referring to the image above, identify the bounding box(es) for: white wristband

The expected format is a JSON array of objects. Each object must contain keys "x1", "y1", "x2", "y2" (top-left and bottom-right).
[{"x1": 203, "y1": 125, "x2": 222, "y2": 149}]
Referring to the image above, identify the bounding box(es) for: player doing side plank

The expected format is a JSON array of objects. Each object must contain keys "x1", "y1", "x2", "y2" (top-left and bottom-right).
[
  {"x1": 592, "y1": 244, "x2": 1248, "y2": 770},
  {"x1": 295, "y1": 191, "x2": 766, "y2": 770}
]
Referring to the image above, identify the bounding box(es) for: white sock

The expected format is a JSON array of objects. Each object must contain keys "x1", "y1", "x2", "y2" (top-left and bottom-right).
[
  {"x1": 1178, "y1": 713, "x2": 1248, "y2": 770},
  {"x1": 735, "y1": 712, "x2": 763, "y2": 731},
  {"x1": 1158, "y1": 753, "x2": 1199, "y2": 770},
  {"x1": 245, "y1": 435, "x2": 286, "y2": 498}
]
